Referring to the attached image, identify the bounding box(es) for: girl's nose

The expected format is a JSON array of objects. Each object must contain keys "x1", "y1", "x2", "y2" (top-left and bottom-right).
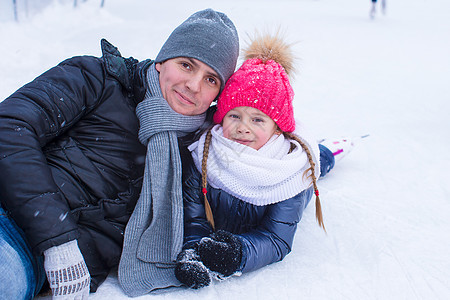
[{"x1": 237, "y1": 122, "x2": 250, "y2": 134}]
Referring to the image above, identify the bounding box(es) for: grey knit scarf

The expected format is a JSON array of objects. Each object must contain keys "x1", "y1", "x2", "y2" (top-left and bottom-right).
[{"x1": 118, "y1": 65, "x2": 205, "y2": 296}]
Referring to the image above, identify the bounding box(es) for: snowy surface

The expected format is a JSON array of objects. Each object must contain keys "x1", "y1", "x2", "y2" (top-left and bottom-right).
[{"x1": 1, "y1": 0, "x2": 449, "y2": 299}]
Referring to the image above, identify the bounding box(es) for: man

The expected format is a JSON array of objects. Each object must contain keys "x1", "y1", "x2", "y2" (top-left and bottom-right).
[{"x1": 0, "y1": 8, "x2": 239, "y2": 299}]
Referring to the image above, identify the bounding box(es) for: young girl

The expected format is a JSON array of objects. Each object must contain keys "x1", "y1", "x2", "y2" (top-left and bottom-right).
[{"x1": 174, "y1": 33, "x2": 344, "y2": 289}]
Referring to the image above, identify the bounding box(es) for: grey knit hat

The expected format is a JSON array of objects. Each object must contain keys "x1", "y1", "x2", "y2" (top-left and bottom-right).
[{"x1": 155, "y1": 8, "x2": 239, "y2": 90}]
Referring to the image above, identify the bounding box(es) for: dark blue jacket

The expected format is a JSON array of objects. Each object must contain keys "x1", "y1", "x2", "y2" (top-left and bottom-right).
[
  {"x1": 0, "y1": 39, "x2": 150, "y2": 290},
  {"x1": 182, "y1": 159, "x2": 313, "y2": 273}
]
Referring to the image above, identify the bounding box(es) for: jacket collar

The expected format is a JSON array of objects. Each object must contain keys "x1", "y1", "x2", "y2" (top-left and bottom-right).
[{"x1": 100, "y1": 38, "x2": 153, "y2": 106}]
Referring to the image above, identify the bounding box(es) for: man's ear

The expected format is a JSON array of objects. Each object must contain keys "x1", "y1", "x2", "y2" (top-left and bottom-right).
[{"x1": 155, "y1": 62, "x2": 162, "y2": 72}]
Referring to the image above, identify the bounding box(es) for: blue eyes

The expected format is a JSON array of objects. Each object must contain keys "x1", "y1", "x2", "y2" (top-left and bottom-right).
[{"x1": 228, "y1": 114, "x2": 264, "y2": 123}]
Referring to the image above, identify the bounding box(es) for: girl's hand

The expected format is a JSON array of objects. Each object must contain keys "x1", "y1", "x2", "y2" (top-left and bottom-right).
[
  {"x1": 198, "y1": 230, "x2": 242, "y2": 277},
  {"x1": 175, "y1": 248, "x2": 211, "y2": 289}
]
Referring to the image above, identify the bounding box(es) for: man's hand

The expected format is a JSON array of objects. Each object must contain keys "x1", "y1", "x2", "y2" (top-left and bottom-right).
[{"x1": 44, "y1": 240, "x2": 90, "y2": 299}]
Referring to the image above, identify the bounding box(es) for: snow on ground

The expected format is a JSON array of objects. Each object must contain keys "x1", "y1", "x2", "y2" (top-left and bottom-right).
[{"x1": 1, "y1": 0, "x2": 449, "y2": 299}]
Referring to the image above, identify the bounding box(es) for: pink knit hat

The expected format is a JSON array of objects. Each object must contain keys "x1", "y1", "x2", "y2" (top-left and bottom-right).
[{"x1": 213, "y1": 55, "x2": 295, "y2": 132}]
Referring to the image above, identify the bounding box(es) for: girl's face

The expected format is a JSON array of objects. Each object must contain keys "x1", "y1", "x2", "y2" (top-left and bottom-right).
[{"x1": 222, "y1": 106, "x2": 279, "y2": 150}]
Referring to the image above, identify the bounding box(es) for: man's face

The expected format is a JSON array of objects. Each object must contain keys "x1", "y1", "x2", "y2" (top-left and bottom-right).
[{"x1": 155, "y1": 57, "x2": 221, "y2": 116}]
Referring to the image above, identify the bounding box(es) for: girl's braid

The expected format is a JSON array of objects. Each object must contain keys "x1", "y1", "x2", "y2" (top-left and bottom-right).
[
  {"x1": 284, "y1": 132, "x2": 326, "y2": 232},
  {"x1": 201, "y1": 128, "x2": 215, "y2": 230}
]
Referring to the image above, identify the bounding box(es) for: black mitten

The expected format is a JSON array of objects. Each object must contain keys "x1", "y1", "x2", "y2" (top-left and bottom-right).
[
  {"x1": 197, "y1": 230, "x2": 243, "y2": 277},
  {"x1": 174, "y1": 248, "x2": 211, "y2": 289}
]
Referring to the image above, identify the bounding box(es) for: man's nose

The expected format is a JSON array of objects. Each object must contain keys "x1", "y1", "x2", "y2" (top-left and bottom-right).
[{"x1": 186, "y1": 74, "x2": 202, "y2": 93}]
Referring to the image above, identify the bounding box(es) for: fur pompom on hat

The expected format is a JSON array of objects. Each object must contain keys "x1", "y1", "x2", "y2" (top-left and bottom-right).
[{"x1": 213, "y1": 33, "x2": 295, "y2": 132}]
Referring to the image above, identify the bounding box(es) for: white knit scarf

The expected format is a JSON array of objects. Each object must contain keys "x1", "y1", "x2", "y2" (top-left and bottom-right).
[{"x1": 189, "y1": 124, "x2": 321, "y2": 206}]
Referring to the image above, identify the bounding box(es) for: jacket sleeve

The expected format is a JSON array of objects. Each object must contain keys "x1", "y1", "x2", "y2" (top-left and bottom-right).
[
  {"x1": 238, "y1": 187, "x2": 313, "y2": 273},
  {"x1": 181, "y1": 161, "x2": 214, "y2": 249},
  {"x1": 0, "y1": 56, "x2": 109, "y2": 254}
]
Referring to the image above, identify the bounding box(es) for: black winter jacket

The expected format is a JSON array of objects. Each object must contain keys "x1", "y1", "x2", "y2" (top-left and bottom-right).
[
  {"x1": 0, "y1": 39, "x2": 149, "y2": 291},
  {"x1": 182, "y1": 159, "x2": 313, "y2": 273}
]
